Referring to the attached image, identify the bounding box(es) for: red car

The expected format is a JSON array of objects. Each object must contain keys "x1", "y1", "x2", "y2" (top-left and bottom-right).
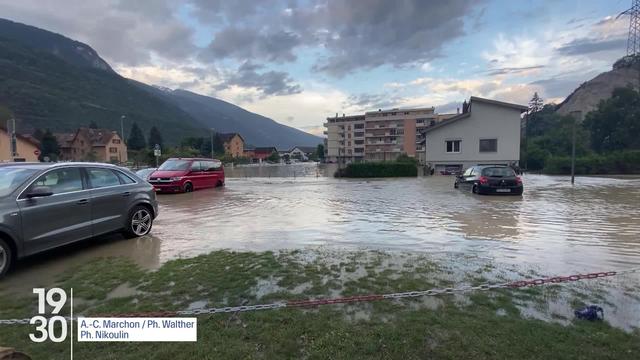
[{"x1": 148, "y1": 158, "x2": 225, "y2": 193}]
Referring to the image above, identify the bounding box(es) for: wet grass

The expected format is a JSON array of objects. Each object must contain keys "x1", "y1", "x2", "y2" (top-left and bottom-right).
[{"x1": 0, "y1": 250, "x2": 638, "y2": 359}]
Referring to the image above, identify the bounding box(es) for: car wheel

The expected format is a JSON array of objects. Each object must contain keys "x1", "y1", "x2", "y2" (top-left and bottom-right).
[
  {"x1": 124, "y1": 205, "x2": 153, "y2": 238},
  {"x1": 184, "y1": 182, "x2": 193, "y2": 193},
  {"x1": 216, "y1": 180, "x2": 224, "y2": 187},
  {"x1": 454, "y1": 181, "x2": 459, "y2": 189},
  {"x1": 472, "y1": 184, "x2": 478, "y2": 194},
  {"x1": 0, "y1": 238, "x2": 13, "y2": 278}
]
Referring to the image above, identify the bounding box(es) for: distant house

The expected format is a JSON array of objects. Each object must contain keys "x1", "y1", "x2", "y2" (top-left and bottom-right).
[
  {"x1": 423, "y1": 96, "x2": 527, "y2": 174},
  {"x1": 244, "y1": 146, "x2": 278, "y2": 163},
  {"x1": 56, "y1": 127, "x2": 127, "y2": 163},
  {"x1": 0, "y1": 127, "x2": 40, "y2": 162},
  {"x1": 281, "y1": 146, "x2": 318, "y2": 161},
  {"x1": 218, "y1": 133, "x2": 245, "y2": 157}
]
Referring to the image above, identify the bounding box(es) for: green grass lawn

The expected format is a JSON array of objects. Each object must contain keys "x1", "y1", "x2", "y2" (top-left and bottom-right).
[{"x1": 0, "y1": 250, "x2": 638, "y2": 359}]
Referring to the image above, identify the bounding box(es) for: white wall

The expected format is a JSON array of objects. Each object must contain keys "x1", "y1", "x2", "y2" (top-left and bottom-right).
[{"x1": 424, "y1": 101, "x2": 521, "y2": 166}]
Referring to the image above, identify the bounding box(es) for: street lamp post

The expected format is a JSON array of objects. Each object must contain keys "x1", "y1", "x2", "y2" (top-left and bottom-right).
[
  {"x1": 569, "y1": 111, "x2": 582, "y2": 185},
  {"x1": 210, "y1": 128, "x2": 215, "y2": 159},
  {"x1": 120, "y1": 115, "x2": 126, "y2": 143}
]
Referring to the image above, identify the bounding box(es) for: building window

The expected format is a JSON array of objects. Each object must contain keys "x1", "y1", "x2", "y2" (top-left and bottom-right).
[
  {"x1": 354, "y1": 123, "x2": 364, "y2": 129},
  {"x1": 112, "y1": 139, "x2": 121, "y2": 144},
  {"x1": 109, "y1": 147, "x2": 118, "y2": 153},
  {"x1": 354, "y1": 140, "x2": 364, "y2": 145},
  {"x1": 354, "y1": 131, "x2": 364, "y2": 137},
  {"x1": 479, "y1": 139, "x2": 498, "y2": 152},
  {"x1": 446, "y1": 140, "x2": 461, "y2": 153},
  {"x1": 354, "y1": 148, "x2": 364, "y2": 153}
]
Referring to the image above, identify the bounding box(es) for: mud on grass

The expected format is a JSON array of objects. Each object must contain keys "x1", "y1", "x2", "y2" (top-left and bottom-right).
[{"x1": 0, "y1": 250, "x2": 638, "y2": 359}]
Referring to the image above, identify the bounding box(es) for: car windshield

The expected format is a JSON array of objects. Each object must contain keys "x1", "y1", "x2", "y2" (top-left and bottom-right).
[
  {"x1": 158, "y1": 160, "x2": 191, "y2": 171},
  {"x1": 0, "y1": 168, "x2": 39, "y2": 197},
  {"x1": 481, "y1": 167, "x2": 516, "y2": 177}
]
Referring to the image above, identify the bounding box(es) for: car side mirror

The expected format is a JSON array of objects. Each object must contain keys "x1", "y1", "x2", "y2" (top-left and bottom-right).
[{"x1": 26, "y1": 186, "x2": 53, "y2": 198}]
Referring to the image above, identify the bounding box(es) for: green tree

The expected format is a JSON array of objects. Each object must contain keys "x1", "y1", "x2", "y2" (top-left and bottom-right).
[
  {"x1": 128, "y1": 122, "x2": 146, "y2": 150},
  {"x1": 148, "y1": 126, "x2": 163, "y2": 150},
  {"x1": 39, "y1": 129, "x2": 59, "y2": 162},
  {"x1": 583, "y1": 87, "x2": 640, "y2": 153},
  {"x1": 89, "y1": 121, "x2": 98, "y2": 129},
  {"x1": 316, "y1": 144, "x2": 325, "y2": 161},
  {"x1": 0, "y1": 105, "x2": 13, "y2": 122},
  {"x1": 266, "y1": 151, "x2": 280, "y2": 163},
  {"x1": 32, "y1": 128, "x2": 44, "y2": 142}
]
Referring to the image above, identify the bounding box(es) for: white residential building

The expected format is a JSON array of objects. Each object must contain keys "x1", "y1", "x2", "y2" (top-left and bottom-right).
[{"x1": 423, "y1": 96, "x2": 527, "y2": 174}]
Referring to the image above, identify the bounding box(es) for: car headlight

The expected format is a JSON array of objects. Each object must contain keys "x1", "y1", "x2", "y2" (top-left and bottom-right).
[{"x1": 170, "y1": 177, "x2": 183, "y2": 181}]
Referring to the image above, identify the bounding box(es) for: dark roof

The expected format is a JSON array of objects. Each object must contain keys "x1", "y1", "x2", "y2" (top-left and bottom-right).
[
  {"x1": 0, "y1": 127, "x2": 41, "y2": 147},
  {"x1": 291, "y1": 146, "x2": 317, "y2": 153},
  {"x1": 424, "y1": 96, "x2": 526, "y2": 134},
  {"x1": 54, "y1": 133, "x2": 75, "y2": 147},
  {"x1": 55, "y1": 127, "x2": 120, "y2": 147},
  {"x1": 253, "y1": 147, "x2": 277, "y2": 153},
  {"x1": 218, "y1": 132, "x2": 244, "y2": 143},
  {"x1": 77, "y1": 127, "x2": 118, "y2": 146},
  {"x1": 470, "y1": 96, "x2": 528, "y2": 111},
  {"x1": 423, "y1": 112, "x2": 471, "y2": 133}
]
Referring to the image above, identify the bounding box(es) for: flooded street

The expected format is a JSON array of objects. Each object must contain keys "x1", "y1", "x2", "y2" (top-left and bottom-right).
[{"x1": 2, "y1": 164, "x2": 640, "y2": 327}]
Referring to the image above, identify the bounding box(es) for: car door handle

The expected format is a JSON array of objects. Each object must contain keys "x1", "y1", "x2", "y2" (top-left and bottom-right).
[
  {"x1": 77, "y1": 199, "x2": 89, "y2": 205},
  {"x1": 122, "y1": 191, "x2": 131, "y2": 197}
]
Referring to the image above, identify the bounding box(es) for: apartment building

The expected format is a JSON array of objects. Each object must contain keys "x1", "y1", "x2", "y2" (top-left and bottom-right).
[
  {"x1": 324, "y1": 114, "x2": 366, "y2": 163},
  {"x1": 324, "y1": 106, "x2": 457, "y2": 163},
  {"x1": 365, "y1": 107, "x2": 450, "y2": 162}
]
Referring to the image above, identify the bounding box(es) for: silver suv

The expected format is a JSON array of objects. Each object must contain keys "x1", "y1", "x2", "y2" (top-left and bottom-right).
[{"x1": 0, "y1": 162, "x2": 159, "y2": 278}]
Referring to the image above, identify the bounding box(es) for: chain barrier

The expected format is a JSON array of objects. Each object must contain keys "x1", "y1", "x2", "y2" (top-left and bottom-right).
[{"x1": 1, "y1": 267, "x2": 638, "y2": 325}]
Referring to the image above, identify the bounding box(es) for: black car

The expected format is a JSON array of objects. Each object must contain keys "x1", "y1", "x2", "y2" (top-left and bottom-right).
[{"x1": 454, "y1": 165, "x2": 523, "y2": 195}]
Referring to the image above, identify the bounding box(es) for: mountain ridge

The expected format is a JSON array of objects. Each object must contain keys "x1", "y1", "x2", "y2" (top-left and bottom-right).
[
  {"x1": 0, "y1": 17, "x2": 321, "y2": 148},
  {"x1": 556, "y1": 56, "x2": 640, "y2": 117}
]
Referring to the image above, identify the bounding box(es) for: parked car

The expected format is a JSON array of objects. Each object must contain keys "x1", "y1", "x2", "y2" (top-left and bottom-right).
[
  {"x1": 0, "y1": 162, "x2": 159, "y2": 278},
  {"x1": 148, "y1": 158, "x2": 225, "y2": 193},
  {"x1": 454, "y1": 165, "x2": 523, "y2": 195},
  {"x1": 135, "y1": 167, "x2": 157, "y2": 181}
]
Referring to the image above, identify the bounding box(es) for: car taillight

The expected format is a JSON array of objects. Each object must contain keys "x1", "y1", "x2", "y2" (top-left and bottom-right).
[
  {"x1": 479, "y1": 176, "x2": 489, "y2": 185},
  {"x1": 516, "y1": 176, "x2": 522, "y2": 185}
]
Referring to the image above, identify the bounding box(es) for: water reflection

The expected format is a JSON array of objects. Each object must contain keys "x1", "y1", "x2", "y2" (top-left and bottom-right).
[{"x1": 1, "y1": 164, "x2": 639, "y2": 290}]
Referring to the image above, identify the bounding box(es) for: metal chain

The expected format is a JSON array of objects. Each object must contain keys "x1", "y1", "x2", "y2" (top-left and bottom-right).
[{"x1": 1, "y1": 267, "x2": 638, "y2": 325}]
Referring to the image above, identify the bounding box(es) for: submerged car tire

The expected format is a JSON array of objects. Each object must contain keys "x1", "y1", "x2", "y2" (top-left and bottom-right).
[
  {"x1": 472, "y1": 184, "x2": 478, "y2": 194},
  {"x1": 454, "y1": 182, "x2": 459, "y2": 189},
  {"x1": 184, "y1": 182, "x2": 193, "y2": 193},
  {"x1": 123, "y1": 205, "x2": 153, "y2": 238},
  {"x1": 0, "y1": 238, "x2": 13, "y2": 278},
  {"x1": 216, "y1": 180, "x2": 224, "y2": 187}
]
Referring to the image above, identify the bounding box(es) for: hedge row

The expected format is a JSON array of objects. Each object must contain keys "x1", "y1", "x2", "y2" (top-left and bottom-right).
[
  {"x1": 543, "y1": 150, "x2": 640, "y2": 175},
  {"x1": 334, "y1": 162, "x2": 418, "y2": 178}
]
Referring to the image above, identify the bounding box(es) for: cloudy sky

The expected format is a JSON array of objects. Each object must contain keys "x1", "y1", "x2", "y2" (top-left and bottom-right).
[{"x1": 0, "y1": 0, "x2": 631, "y2": 135}]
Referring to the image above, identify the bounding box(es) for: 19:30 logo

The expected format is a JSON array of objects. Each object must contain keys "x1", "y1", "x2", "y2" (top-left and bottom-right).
[{"x1": 29, "y1": 288, "x2": 68, "y2": 343}]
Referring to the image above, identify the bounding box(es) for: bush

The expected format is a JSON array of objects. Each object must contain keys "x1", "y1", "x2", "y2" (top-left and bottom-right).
[
  {"x1": 543, "y1": 150, "x2": 640, "y2": 175},
  {"x1": 334, "y1": 162, "x2": 418, "y2": 178}
]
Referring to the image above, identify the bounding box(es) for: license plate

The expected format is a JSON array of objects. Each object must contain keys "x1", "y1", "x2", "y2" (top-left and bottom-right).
[{"x1": 496, "y1": 188, "x2": 511, "y2": 193}]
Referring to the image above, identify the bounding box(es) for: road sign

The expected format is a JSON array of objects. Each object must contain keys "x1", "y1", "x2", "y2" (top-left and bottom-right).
[
  {"x1": 154, "y1": 149, "x2": 161, "y2": 157},
  {"x1": 34, "y1": 149, "x2": 41, "y2": 156}
]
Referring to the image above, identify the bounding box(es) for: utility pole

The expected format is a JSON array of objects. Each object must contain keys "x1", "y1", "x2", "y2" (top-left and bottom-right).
[
  {"x1": 210, "y1": 128, "x2": 215, "y2": 159},
  {"x1": 120, "y1": 115, "x2": 126, "y2": 143},
  {"x1": 569, "y1": 111, "x2": 582, "y2": 185},
  {"x1": 6, "y1": 118, "x2": 17, "y2": 160}
]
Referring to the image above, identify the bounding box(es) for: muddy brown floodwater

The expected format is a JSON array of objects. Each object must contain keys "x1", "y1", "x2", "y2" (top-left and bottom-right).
[{"x1": 2, "y1": 164, "x2": 640, "y2": 304}]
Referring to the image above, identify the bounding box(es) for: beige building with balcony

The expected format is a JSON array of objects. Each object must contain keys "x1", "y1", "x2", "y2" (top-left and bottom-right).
[
  {"x1": 324, "y1": 106, "x2": 459, "y2": 163},
  {"x1": 324, "y1": 114, "x2": 366, "y2": 163}
]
